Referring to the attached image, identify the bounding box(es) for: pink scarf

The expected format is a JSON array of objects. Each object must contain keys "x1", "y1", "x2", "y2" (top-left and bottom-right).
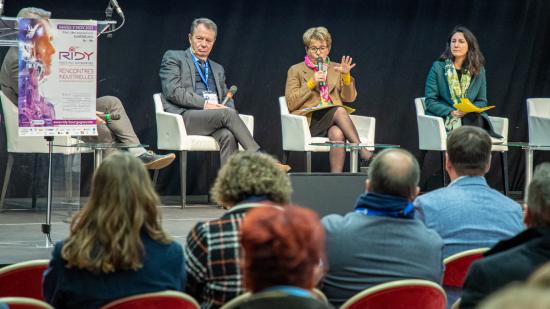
[{"x1": 304, "y1": 55, "x2": 331, "y2": 105}]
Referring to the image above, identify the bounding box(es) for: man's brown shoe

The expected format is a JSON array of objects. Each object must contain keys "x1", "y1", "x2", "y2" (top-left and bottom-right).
[
  {"x1": 274, "y1": 162, "x2": 291, "y2": 173},
  {"x1": 138, "y1": 151, "x2": 176, "y2": 170}
]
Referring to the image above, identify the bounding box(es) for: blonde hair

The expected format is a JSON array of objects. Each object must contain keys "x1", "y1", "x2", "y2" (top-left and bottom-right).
[
  {"x1": 62, "y1": 152, "x2": 170, "y2": 274},
  {"x1": 302, "y1": 26, "x2": 332, "y2": 48},
  {"x1": 210, "y1": 152, "x2": 292, "y2": 208}
]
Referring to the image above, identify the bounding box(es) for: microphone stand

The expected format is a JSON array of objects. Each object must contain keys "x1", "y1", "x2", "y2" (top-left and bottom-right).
[
  {"x1": 38, "y1": 136, "x2": 54, "y2": 248},
  {"x1": 99, "y1": 1, "x2": 125, "y2": 37},
  {"x1": 104, "y1": 2, "x2": 114, "y2": 38}
]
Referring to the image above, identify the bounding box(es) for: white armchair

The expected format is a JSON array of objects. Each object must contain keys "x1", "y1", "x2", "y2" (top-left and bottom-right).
[
  {"x1": 527, "y1": 98, "x2": 550, "y2": 146},
  {"x1": 526, "y1": 98, "x2": 550, "y2": 187},
  {"x1": 414, "y1": 97, "x2": 509, "y2": 193},
  {"x1": 0, "y1": 91, "x2": 82, "y2": 209},
  {"x1": 153, "y1": 93, "x2": 254, "y2": 208},
  {"x1": 279, "y1": 96, "x2": 375, "y2": 172}
]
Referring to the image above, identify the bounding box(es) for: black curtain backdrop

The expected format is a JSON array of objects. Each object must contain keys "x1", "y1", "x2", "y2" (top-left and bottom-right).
[{"x1": 1, "y1": 0, "x2": 549, "y2": 198}]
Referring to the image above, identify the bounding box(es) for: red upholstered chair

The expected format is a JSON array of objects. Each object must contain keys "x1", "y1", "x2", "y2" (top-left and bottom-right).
[
  {"x1": 340, "y1": 279, "x2": 446, "y2": 309},
  {"x1": 0, "y1": 297, "x2": 53, "y2": 309},
  {"x1": 0, "y1": 260, "x2": 50, "y2": 300},
  {"x1": 100, "y1": 291, "x2": 199, "y2": 309},
  {"x1": 443, "y1": 248, "x2": 489, "y2": 287}
]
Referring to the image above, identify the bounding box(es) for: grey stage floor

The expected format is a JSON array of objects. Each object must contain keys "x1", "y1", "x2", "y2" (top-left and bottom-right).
[{"x1": 0, "y1": 196, "x2": 224, "y2": 265}]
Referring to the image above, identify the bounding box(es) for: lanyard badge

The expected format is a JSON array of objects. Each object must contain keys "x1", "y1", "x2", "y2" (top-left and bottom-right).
[{"x1": 191, "y1": 52, "x2": 210, "y2": 91}]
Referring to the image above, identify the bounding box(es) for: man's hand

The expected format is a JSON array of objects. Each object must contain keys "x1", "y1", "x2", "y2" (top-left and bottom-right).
[
  {"x1": 95, "y1": 111, "x2": 105, "y2": 124},
  {"x1": 204, "y1": 102, "x2": 228, "y2": 110}
]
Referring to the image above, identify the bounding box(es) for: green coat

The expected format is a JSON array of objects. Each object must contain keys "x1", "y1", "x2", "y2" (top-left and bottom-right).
[{"x1": 424, "y1": 60, "x2": 497, "y2": 134}]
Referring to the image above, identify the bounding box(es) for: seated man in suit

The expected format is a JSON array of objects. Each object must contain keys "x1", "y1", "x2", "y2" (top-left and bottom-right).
[
  {"x1": 159, "y1": 17, "x2": 289, "y2": 170},
  {"x1": 414, "y1": 126, "x2": 524, "y2": 258},
  {"x1": 460, "y1": 163, "x2": 550, "y2": 308},
  {"x1": 321, "y1": 148, "x2": 444, "y2": 307},
  {"x1": 0, "y1": 7, "x2": 175, "y2": 169}
]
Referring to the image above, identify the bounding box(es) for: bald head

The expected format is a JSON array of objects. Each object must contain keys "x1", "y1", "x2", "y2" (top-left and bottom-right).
[{"x1": 368, "y1": 149, "x2": 420, "y2": 199}]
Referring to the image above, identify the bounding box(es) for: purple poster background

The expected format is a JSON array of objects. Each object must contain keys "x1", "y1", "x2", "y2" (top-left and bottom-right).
[{"x1": 18, "y1": 18, "x2": 97, "y2": 136}]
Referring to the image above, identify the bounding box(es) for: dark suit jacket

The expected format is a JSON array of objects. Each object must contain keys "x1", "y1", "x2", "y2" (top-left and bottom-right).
[
  {"x1": 424, "y1": 60, "x2": 496, "y2": 134},
  {"x1": 0, "y1": 47, "x2": 20, "y2": 105},
  {"x1": 460, "y1": 227, "x2": 550, "y2": 308},
  {"x1": 159, "y1": 48, "x2": 232, "y2": 115},
  {"x1": 43, "y1": 233, "x2": 186, "y2": 309}
]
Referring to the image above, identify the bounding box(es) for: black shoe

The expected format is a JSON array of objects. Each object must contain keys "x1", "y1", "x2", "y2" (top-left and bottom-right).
[
  {"x1": 360, "y1": 159, "x2": 370, "y2": 174},
  {"x1": 138, "y1": 151, "x2": 176, "y2": 170}
]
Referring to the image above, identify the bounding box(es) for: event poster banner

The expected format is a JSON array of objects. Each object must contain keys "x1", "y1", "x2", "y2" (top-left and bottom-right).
[{"x1": 18, "y1": 18, "x2": 97, "y2": 136}]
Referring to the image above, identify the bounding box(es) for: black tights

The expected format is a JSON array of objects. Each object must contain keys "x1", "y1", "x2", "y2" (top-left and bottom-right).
[{"x1": 327, "y1": 107, "x2": 372, "y2": 172}]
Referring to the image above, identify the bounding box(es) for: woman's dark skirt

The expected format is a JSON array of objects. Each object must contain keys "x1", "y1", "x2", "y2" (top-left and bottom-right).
[{"x1": 309, "y1": 107, "x2": 339, "y2": 137}]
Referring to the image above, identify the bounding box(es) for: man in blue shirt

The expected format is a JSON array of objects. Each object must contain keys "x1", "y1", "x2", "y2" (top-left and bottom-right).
[{"x1": 414, "y1": 126, "x2": 524, "y2": 258}]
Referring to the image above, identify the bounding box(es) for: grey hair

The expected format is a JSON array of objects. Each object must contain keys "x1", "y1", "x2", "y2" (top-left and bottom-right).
[
  {"x1": 368, "y1": 148, "x2": 420, "y2": 198},
  {"x1": 526, "y1": 163, "x2": 550, "y2": 227},
  {"x1": 17, "y1": 7, "x2": 51, "y2": 19},
  {"x1": 190, "y1": 18, "x2": 217, "y2": 37}
]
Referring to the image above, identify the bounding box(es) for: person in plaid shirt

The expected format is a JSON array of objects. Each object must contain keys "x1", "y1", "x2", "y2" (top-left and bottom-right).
[{"x1": 185, "y1": 152, "x2": 293, "y2": 308}]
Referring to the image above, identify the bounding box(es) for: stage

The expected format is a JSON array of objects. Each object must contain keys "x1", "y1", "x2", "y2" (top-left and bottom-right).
[{"x1": 0, "y1": 196, "x2": 224, "y2": 266}]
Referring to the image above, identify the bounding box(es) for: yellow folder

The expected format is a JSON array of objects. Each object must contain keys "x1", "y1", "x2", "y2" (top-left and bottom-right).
[{"x1": 453, "y1": 98, "x2": 495, "y2": 113}]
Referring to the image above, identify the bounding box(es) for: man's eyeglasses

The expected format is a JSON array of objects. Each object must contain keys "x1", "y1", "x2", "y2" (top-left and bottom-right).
[{"x1": 309, "y1": 46, "x2": 328, "y2": 53}]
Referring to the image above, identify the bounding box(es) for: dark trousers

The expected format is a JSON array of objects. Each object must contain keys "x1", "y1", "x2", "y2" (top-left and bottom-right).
[{"x1": 182, "y1": 108, "x2": 260, "y2": 165}]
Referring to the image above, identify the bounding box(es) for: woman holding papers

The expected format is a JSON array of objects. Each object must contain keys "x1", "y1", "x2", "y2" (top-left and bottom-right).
[
  {"x1": 285, "y1": 26, "x2": 371, "y2": 173},
  {"x1": 424, "y1": 25, "x2": 502, "y2": 138}
]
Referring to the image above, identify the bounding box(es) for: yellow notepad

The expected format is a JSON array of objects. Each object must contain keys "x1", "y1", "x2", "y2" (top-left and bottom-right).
[{"x1": 453, "y1": 98, "x2": 495, "y2": 113}]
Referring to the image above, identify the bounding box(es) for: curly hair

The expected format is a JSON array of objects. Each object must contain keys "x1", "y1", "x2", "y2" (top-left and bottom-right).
[
  {"x1": 210, "y1": 152, "x2": 292, "y2": 207},
  {"x1": 240, "y1": 205, "x2": 325, "y2": 292}
]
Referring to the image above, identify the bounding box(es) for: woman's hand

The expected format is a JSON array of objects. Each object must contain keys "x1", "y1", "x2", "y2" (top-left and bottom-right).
[
  {"x1": 313, "y1": 70, "x2": 326, "y2": 83},
  {"x1": 334, "y1": 55, "x2": 356, "y2": 74},
  {"x1": 451, "y1": 110, "x2": 466, "y2": 118}
]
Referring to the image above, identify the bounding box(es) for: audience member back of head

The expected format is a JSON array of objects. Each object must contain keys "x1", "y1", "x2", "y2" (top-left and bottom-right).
[
  {"x1": 414, "y1": 126, "x2": 523, "y2": 258},
  {"x1": 42, "y1": 152, "x2": 186, "y2": 309},
  {"x1": 321, "y1": 148, "x2": 444, "y2": 307}
]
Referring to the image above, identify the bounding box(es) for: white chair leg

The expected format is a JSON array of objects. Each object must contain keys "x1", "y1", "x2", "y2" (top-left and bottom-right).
[
  {"x1": 180, "y1": 151, "x2": 187, "y2": 209},
  {"x1": 1, "y1": 153, "x2": 14, "y2": 210},
  {"x1": 306, "y1": 152, "x2": 312, "y2": 173}
]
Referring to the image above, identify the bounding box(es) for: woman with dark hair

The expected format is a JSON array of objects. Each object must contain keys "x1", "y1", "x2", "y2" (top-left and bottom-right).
[
  {"x1": 43, "y1": 152, "x2": 186, "y2": 309},
  {"x1": 424, "y1": 25, "x2": 502, "y2": 138},
  {"x1": 228, "y1": 205, "x2": 331, "y2": 309}
]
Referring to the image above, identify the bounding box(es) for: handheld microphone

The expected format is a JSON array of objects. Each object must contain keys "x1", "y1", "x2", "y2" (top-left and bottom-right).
[
  {"x1": 316, "y1": 57, "x2": 325, "y2": 87},
  {"x1": 222, "y1": 85, "x2": 238, "y2": 106},
  {"x1": 98, "y1": 112, "x2": 121, "y2": 124},
  {"x1": 109, "y1": 0, "x2": 124, "y2": 18}
]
